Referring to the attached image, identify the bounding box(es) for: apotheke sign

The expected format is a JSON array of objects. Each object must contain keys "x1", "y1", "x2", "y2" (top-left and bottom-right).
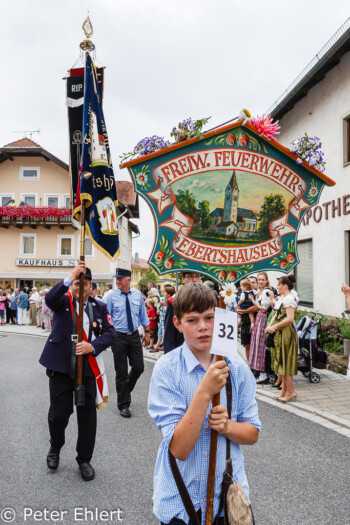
[
  {"x1": 302, "y1": 194, "x2": 350, "y2": 225},
  {"x1": 16, "y1": 259, "x2": 78, "y2": 267}
]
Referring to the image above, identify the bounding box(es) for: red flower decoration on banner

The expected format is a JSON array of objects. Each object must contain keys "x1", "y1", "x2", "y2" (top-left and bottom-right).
[
  {"x1": 239, "y1": 135, "x2": 249, "y2": 146},
  {"x1": 251, "y1": 114, "x2": 280, "y2": 140},
  {"x1": 164, "y1": 258, "x2": 174, "y2": 269},
  {"x1": 226, "y1": 134, "x2": 236, "y2": 146}
]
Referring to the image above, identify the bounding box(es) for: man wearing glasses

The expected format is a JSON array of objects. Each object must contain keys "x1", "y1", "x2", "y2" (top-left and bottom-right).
[{"x1": 163, "y1": 272, "x2": 202, "y2": 354}]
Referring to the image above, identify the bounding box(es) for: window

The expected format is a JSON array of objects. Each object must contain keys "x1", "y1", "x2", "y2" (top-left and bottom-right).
[
  {"x1": 63, "y1": 195, "x2": 71, "y2": 208},
  {"x1": 24, "y1": 196, "x2": 36, "y2": 206},
  {"x1": 20, "y1": 234, "x2": 36, "y2": 257},
  {"x1": 58, "y1": 236, "x2": 74, "y2": 257},
  {"x1": 85, "y1": 237, "x2": 93, "y2": 257},
  {"x1": 0, "y1": 194, "x2": 14, "y2": 206},
  {"x1": 45, "y1": 195, "x2": 60, "y2": 207},
  {"x1": 295, "y1": 240, "x2": 313, "y2": 306},
  {"x1": 20, "y1": 167, "x2": 40, "y2": 180},
  {"x1": 21, "y1": 194, "x2": 37, "y2": 207}
]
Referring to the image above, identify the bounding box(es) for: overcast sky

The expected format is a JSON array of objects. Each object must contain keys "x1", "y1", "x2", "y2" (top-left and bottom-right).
[{"x1": 1, "y1": 1, "x2": 349, "y2": 259}]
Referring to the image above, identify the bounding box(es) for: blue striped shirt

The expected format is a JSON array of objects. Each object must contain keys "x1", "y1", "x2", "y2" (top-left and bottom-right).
[
  {"x1": 148, "y1": 343, "x2": 261, "y2": 525},
  {"x1": 106, "y1": 288, "x2": 149, "y2": 332}
]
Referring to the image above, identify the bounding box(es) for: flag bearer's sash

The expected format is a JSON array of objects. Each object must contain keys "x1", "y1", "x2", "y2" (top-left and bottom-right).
[{"x1": 68, "y1": 291, "x2": 109, "y2": 409}]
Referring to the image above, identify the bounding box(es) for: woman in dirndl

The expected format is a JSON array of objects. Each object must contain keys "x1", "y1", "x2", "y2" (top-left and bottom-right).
[
  {"x1": 265, "y1": 276, "x2": 298, "y2": 403},
  {"x1": 248, "y1": 272, "x2": 272, "y2": 384}
]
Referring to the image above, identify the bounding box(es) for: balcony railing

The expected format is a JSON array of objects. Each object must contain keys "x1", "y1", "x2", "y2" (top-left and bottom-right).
[{"x1": 0, "y1": 206, "x2": 74, "y2": 229}]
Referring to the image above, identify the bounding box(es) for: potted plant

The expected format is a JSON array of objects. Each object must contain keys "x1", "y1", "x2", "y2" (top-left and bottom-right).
[{"x1": 340, "y1": 320, "x2": 350, "y2": 358}]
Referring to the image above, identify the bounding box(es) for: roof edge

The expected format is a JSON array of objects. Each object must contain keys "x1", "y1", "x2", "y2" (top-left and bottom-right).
[
  {"x1": 268, "y1": 17, "x2": 350, "y2": 119},
  {"x1": 0, "y1": 145, "x2": 69, "y2": 171}
]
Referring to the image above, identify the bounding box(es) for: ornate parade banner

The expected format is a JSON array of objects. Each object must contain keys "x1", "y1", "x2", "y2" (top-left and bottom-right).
[
  {"x1": 121, "y1": 120, "x2": 334, "y2": 283},
  {"x1": 74, "y1": 54, "x2": 119, "y2": 261}
]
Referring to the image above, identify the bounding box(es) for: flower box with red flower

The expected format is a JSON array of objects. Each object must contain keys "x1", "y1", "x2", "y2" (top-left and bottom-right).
[{"x1": 0, "y1": 206, "x2": 72, "y2": 227}]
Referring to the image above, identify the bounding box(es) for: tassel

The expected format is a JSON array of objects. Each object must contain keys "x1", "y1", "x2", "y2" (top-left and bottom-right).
[{"x1": 226, "y1": 482, "x2": 253, "y2": 525}]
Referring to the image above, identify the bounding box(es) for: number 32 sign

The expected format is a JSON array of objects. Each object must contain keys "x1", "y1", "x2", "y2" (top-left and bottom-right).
[{"x1": 210, "y1": 308, "x2": 238, "y2": 359}]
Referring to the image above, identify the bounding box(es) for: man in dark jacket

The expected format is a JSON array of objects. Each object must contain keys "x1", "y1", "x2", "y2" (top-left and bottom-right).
[
  {"x1": 163, "y1": 272, "x2": 202, "y2": 354},
  {"x1": 39, "y1": 261, "x2": 115, "y2": 481}
]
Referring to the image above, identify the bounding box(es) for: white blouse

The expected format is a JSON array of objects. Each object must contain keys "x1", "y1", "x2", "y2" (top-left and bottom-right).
[
  {"x1": 275, "y1": 292, "x2": 298, "y2": 310},
  {"x1": 291, "y1": 289, "x2": 300, "y2": 304}
]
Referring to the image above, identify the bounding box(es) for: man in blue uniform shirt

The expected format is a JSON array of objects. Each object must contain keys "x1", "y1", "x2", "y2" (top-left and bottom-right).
[
  {"x1": 106, "y1": 268, "x2": 150, "y2": 418},
  {"x1": 39, "y1": 261, "x2": 115, "y2": 481}
]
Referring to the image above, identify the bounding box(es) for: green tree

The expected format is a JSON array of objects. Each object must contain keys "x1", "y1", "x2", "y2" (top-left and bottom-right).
[
  {"x1": 257, "y1": 194, "x2": 286, "y2": 241},
  {"x1": 176, "y1": 189, "x2": 197, "y2": 217},
  {"x1": 140, "y1": 268, "x2": 159, "y2": 289},
  {"x1": 198, "y1": 200, "x2": 211, "y2": 229}
]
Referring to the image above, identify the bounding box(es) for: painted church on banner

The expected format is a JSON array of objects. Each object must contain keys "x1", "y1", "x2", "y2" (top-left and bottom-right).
[{"x1": 210, "y1": 170, "x2": 258, "y2": 238}]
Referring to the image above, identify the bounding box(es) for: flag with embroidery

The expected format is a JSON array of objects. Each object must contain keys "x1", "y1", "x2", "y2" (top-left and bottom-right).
[{"x1": 74, "y1": 54, "x2": 119, "y2": 261}]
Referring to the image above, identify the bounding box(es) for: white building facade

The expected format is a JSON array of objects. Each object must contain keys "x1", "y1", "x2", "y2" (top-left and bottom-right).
[{"x1": 269, "y1": 18, "x2": 350, "y2": 316}]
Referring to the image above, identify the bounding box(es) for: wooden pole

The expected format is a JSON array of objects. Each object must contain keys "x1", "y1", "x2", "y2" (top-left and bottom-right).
[
  {"x1": 75, "y1": 200, "x2": 86, "y2": 406},
  {"x1": 205, "y1": 292, "x2": 226, "y2": 525},
  {"x1": 75, "y1": 25, "x2": 94, "y2": 406}
]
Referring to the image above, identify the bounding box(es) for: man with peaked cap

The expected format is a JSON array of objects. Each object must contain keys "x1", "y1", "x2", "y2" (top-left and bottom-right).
[
  {"x1": 39, "y1": 261, "x2": 115, "y2": 481},
  {"x1": 106, "y1": 268, "x2": 150, "y2": 418}
]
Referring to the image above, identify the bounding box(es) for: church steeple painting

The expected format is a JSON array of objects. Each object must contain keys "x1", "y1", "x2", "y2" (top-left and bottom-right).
[
  {"x1": 223, "y1": 171, "x2": 239, "y2": 223},
  {"x1": 210, "y1": 170, "x2": 257, "y2": 239}
]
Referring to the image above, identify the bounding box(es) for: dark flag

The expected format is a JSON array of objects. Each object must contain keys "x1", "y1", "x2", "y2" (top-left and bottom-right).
[
  {"x1": 66, "y1": 67, "x2": 104, "y2": 207},
  {"x1": 74, "y1": 54, "x2": 120, "y2": 261}
]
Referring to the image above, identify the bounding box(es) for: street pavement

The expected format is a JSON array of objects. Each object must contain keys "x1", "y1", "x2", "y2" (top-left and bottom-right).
[
  {"x1": 2, "y1": 322, "x2": 350, "y2": 440},
  {"x1": 0, "y1": 332, "x2": 160, "y2": 525},
  {"x1": 1, "y1": 331, "x2": 350, "y2": 525}
]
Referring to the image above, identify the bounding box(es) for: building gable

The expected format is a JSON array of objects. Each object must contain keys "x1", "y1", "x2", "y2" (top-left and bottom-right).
[{"x1": 0, "y1": 138, "x2": 69, "y2": 171}]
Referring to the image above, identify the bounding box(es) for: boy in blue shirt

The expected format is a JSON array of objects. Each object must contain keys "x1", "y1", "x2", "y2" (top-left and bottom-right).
[{"x1": 148, "y1": 283, "x2": 260, "y2": 525}]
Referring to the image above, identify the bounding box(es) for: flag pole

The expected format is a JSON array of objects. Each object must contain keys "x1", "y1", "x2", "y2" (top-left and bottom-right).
[
  {"x1": 205, "y1": 292, "x2": 226, "y2": 525},
  {"x1": 75, "y1": 17, "x2": 96, "y2": 407}
]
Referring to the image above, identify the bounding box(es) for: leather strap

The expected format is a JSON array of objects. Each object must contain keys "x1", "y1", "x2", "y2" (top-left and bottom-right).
[{"x1": 168, "y1": 449, "x2": 201, "y2": 525}]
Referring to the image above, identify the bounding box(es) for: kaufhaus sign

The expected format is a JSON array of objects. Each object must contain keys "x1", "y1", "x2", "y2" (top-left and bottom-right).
[{"x1": 16, "y1": 259, "x2": 78, "y2": 267}]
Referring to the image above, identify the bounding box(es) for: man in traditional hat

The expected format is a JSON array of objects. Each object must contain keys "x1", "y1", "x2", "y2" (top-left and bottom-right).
[
  {"x1": 106, "y1": 268, "x2": 150, "y2": 418},
  {"x1": 39, "y1": 261, "x2": 115, "y2": 481}
]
